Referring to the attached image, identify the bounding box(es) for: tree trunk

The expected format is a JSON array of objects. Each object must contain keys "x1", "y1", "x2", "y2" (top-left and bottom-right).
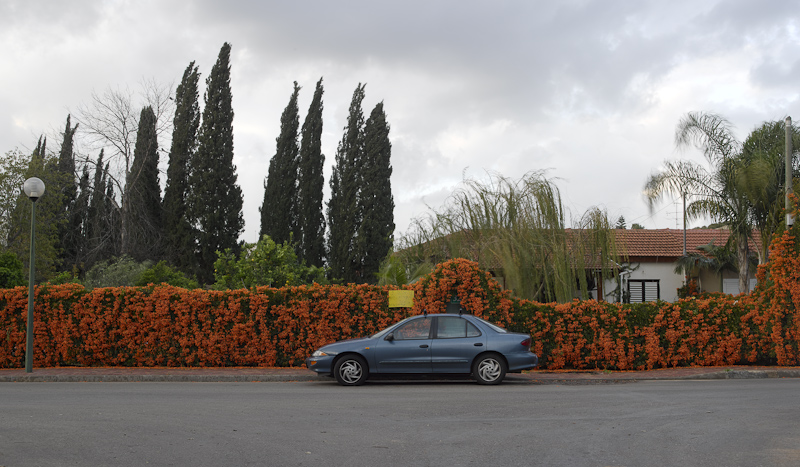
[{"x1": 737, "y1": 232, "x2": 750, "y2": 294}]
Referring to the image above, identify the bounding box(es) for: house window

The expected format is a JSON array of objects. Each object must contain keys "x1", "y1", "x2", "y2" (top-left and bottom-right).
[
  {"x1": 723, "y1": 278, "x2": 758, "y2": 295},
  {"x1": 628, "y1": 279, "x2": 660, "y2": 303}
]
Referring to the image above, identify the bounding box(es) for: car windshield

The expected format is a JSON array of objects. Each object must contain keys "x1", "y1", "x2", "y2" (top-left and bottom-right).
[{"x1": 473, "y1": 316, "x2": 507, "y2": 333}]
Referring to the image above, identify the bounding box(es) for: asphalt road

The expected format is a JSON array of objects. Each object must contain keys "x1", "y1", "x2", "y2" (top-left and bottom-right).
[{"x1": 2, "y1": 379, "x2": 799, "y2": 466}]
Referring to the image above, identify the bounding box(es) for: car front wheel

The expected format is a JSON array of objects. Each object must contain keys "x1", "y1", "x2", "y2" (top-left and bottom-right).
[
  {"x1": 473, "y1": 354, "x2": 506, "y2": 385},
  {"x1": 334, "y1": 355, "x2": 368, "y2": 386}
]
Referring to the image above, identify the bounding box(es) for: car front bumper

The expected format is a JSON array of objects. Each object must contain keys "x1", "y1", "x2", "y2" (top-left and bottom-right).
[{"x1": 305, "y1": 355, "x2": 335, "y2": 375}]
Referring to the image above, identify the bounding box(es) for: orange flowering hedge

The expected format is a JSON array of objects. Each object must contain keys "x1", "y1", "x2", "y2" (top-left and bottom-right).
[
  {"x1": 1, "y1": 231, "x2": 799, "y2": 369},
  {"x1": 511, "y1": 295, "x2": 748, "y2": 370},
  {"x1": 0, "y1": 282, "x2": 410, "y2": 368}
]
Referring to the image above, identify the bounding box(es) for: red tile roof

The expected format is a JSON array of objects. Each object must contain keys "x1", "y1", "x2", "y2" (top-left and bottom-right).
[{"x1": 615, "y1": 228, "x2": 758, "y2": 259}]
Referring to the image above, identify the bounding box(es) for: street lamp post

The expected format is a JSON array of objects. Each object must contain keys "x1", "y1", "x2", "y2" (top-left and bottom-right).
[{"x1": 23, "y1": 177, "x2": 45, "y2": 373}]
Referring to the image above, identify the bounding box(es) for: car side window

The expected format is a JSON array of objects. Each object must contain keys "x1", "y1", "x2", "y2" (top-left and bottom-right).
[
  {"x1": 393, "y1": 318, "x2": 432, "y2": 340},
  {"x1": 436, "y1": 316, "x2": 482, "y2": 339}
]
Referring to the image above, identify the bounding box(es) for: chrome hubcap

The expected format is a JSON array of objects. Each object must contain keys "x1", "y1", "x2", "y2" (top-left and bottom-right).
[
  {"x1": 339, "y1": 360, "x2": 363, "y2": 384},
  {"x1": 478, "y1": 359, "x2": 501, "y2": 382}
]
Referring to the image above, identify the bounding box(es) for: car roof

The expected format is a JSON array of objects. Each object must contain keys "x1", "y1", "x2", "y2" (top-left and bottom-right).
[{"x1": 412, "y1": 313, "x2": 476, "y2": 318}]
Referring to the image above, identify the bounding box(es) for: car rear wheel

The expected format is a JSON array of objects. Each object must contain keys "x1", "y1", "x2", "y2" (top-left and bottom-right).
[
  {"x1": 334, "y1": 355, "x2": 368, "y2": 386},
  {"x1": 473, "y1": 354, "x2": 506, "y2": 385}
]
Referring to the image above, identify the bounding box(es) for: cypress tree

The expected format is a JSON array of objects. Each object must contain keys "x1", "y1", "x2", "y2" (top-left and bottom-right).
[
  {"x1": 86, "y1": 150, "x2": 117, "y2": 268},
  {"x1": 31, "y1": 136, "x2": 46, "y2": 166},
  {"x1": 356, "y1": 102, "x2": 394, "y2": 283},
  {"x1": 261, "y1": 81, "x2": 300, "y2": 245},
  {"x1": 189, "y1": 42, "x2": 244, "y2": 284},
  {"x1": 69, "y1": 165, "x2": 91, "y2": 271},
  {"x1": 57, "y1": 115, "x2": 81, "y2": 271},
  {"x1": 126, "y1": 106, "x2": 162, "y2": 262},
  {"x1": 163, "y1": 61, "x2": 200, "y2": 273},
  {"x1": 103, "y1": 168, "x2": 120, "y2": 259},
  {"x1": 327, "y1": 83, "x2": 366, "y2": 282},
  {"x1": 58, "y1": 115, "x2": 78, "y2": 201},
  {"x1": 297, "y1": 77, "x2": 326, "y2": 267}
]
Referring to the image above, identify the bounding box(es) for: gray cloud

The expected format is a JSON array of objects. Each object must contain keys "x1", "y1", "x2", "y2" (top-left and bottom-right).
[{"x1": 3, "y1": 0, "x2": 800, "y2": 243}]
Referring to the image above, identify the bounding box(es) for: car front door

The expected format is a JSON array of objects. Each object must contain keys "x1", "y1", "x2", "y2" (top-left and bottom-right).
[
  {"x1": 374, "y1": 316, "x2": 433, "y2": 374},
  {"x1": 430, "y1": 316, "x2": 486, "y2": 373}
]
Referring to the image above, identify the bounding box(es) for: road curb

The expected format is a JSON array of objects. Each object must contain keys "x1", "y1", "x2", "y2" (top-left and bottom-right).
[
  {"x1": 0, "y1": 374, "x2": 323, "y2": 383},
  {"x1": 686, "y1": 369, "x2": 800, "y2": 380},
  {"x1": 2, "y1": 368, "x2": 800, "y2": 383}
]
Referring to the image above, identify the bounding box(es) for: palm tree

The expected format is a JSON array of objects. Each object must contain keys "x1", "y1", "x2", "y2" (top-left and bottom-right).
[
  {"x1": 672, "y1": 240, "x2": 751, "y2": 277},
  {"x1": 645, "y1": 112, "x2": 753, "y2": 294},
  {"x1": 738, "y1": 120, "x2": 800, "y2": 263}
]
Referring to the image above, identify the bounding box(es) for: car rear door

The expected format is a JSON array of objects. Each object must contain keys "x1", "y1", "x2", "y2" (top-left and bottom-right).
[{"x1": 430, "y1": 316, "x2": 486, "y2": 373}]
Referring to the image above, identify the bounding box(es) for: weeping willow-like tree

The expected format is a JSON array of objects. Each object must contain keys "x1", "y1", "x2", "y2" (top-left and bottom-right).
[{"x1": 395, "y1": 171, "x2": 620, "y2": 302}]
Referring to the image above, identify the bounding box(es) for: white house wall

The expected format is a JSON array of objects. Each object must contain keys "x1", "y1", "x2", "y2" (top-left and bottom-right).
[
  {"x1": 600, "y1": 263, "x2": 758, "y2": 303},
  {"x1": 601, "y1": 262, "x2": 683, "y2": 303}
]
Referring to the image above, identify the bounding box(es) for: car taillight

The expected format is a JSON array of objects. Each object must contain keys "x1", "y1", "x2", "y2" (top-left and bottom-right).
[{"x1": 520, "y1": 337, "x2": 531, "y2": 349}]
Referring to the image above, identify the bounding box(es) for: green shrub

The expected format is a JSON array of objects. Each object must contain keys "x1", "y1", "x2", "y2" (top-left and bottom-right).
[
  {"x1": 213, "y1": 235, "x2": 327, "y2": 290},
  {"x1": 136, "y1": 261, "x2": 199, "y2": 289}
]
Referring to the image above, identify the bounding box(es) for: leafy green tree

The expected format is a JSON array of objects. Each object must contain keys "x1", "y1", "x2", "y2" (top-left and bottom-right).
[
  {"x1": 261, "y1": 81, "x2": 300, "y2": 245},
  {"x1": 0, "y1": 149, "x2": 30, "y2": 246},
  {"x1": 136, "y1": 260, "x2": 199, "y2": 289},
  {"x1": 189, "y1": 42, "x2": 244, "y2": 284},
  {"x1": 398, "y1": 171, "x2": 619, "y2": 302},
  {"x1": 5, "y1": 145, "x2": 69, "y2": 281},
  {"x1": 356, "y1": 102, "x2": 394, "y2": 284},
  {"x1": 125, "y1": 106, "x2": 163, "y2": 262},
  {"x1": 631, "y1": 223, "x2": 645, "y2": 230},
  {"x1": 297, "y1": 77, "x2": 326, "y2": 268},
  {"x1": 163, "y1": 61, "x2": 201, "y2": 275},
  {"x1": 0, "y1": 250, "x2": 25, "y2": 288},
  {"x1": 327, "y1": 84, "x2": 366, "y2": 282},
  {"x1": 213, "y1": 235, "x2": 327, "y2": 290}
]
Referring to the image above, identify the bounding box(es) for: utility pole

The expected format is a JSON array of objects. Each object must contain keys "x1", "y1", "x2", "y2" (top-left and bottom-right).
[
  {"x1": 787, "y1": 117, "x2": 794, "y2": 227},
  {"x1": 682, "y1": 192, "x2": 687, "y2": 286}
]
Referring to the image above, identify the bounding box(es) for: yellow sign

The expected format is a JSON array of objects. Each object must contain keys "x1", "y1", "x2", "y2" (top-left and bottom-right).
[{"x1": 388, "y1": 290, "x2": 414, "y2": 308}]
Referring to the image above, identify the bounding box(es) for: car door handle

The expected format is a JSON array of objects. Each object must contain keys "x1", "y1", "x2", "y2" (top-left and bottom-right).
[
  {"x1": 474, "y1": 343, "x2": 483, "y2": 347},
  {"x1": 419, "y1": 344, "x2": 429, "y2": 348}
]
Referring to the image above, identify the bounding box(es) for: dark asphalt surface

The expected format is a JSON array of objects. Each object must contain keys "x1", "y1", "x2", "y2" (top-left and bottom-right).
[
  {"x1": 2, "y1": 365, "x2": 800, "y2": 383},
  {"x1": 3, "y1": 379, "x2": 800, "y2": 466}
]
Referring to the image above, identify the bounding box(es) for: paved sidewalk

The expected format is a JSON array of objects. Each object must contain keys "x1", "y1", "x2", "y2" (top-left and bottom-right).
[{"x1": 2, "y1": 365, "x2": 800, "y2": 383}]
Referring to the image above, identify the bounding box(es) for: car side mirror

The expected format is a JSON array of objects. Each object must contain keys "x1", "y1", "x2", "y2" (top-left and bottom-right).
[{"x1": 385, "y1": 332, "x2": 394, "y2": 342}]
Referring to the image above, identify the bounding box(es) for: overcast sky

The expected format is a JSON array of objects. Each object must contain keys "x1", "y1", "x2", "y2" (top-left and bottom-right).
[{"x1": 2, "y1": 0, "x2": 800, "y2": 243}]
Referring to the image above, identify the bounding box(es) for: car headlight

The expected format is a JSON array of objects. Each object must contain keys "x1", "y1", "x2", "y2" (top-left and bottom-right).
[{"x1": 312, "y1": 350, "x2": 338, "y2": 357}]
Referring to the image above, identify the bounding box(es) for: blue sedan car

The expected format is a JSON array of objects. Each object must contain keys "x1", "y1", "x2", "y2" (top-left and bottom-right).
[{"x1": 306, "y1": 313, "x2": 539, "y2": 385}]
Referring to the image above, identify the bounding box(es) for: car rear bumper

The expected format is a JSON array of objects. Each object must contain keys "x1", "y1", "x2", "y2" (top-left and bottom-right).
[{"x1": 506, "y1": 351, "x2": 539, "y2": 372}]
